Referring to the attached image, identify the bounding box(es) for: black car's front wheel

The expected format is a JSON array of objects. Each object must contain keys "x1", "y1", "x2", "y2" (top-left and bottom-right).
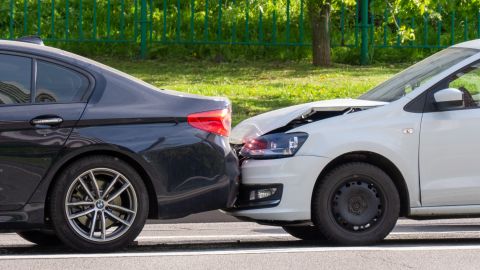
[
  {"x1": 312, "y1": 162, "x2": 400, "y2": 245},
  {"x1": 49, "y1": 156, "x2": 149, "y2": 252}
]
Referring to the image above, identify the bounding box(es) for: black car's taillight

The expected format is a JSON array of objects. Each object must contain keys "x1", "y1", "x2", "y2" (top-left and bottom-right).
[{"x1": 187, "y1": 108, "x2": 231, "y2": 137}]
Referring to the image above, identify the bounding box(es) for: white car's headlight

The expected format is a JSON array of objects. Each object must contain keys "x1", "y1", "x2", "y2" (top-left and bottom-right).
[{"x1": 240, "y1": 132, "x2": 309, "y2": 159}]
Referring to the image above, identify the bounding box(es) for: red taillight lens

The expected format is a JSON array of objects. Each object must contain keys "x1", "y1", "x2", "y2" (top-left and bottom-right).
[{"x1": 187, "y1": 108, "x2": 231, "y2": 137}]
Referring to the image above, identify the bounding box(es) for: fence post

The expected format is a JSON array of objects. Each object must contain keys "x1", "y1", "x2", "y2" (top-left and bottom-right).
[
  {"x1": 140, "y1": 0, "x2": 148, "y2": 59},
  {"x1": 360, "y1": 0, "x2": 369, "y2": 65}
]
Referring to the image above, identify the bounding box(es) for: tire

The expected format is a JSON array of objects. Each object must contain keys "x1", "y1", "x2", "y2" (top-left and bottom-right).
[
  {"x1": 49, "y1": 155, "x2": 149, "y2": 252},
  {"x1": 17, "y1": 230, "x2": 63, "y2": 246},
  {"x1": 312, "y1": 162, "x2": 400, "y2": 245},
  {"x1": 282, "y1": 225, "x2": 326, "y2": 241}
]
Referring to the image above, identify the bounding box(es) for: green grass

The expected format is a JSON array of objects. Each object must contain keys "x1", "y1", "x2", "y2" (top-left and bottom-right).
[{"x1": 96, "y1": 58, "x2": 403, "y2": 125}]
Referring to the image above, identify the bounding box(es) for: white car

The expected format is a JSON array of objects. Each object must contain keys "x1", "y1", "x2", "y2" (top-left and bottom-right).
[{"x1": 226, "y1": 40, "x2": 480, "y2": 245}]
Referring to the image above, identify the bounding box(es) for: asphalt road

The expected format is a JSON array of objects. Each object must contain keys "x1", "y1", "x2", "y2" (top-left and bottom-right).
[{"x1": 1, "y1": 217, "x2": 480, "y2": 270}]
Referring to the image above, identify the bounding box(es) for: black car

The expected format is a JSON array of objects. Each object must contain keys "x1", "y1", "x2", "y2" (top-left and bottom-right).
[{"x1": 0, "y1": 38, "x2": 239, "y2": 252}]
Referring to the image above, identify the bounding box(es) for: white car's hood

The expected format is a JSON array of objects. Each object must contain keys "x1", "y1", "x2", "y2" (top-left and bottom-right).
[{"x1": 230, "y1": 99, "x2": 387, "y2": 144}]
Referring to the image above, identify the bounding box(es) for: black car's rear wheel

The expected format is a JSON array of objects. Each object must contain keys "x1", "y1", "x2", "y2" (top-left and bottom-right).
[
  {"x1": 282, "y1": 225, "x2": 326, "y2": 241},
  {"x1": 17, "y1": 230, "x2": 63, "y2": 246},
  {"x1": 49, "y1": 156, "x2": 149, "y2": 252},
  {"x1": 312, "y1": 162, "x2": 400, "y2": 245}
]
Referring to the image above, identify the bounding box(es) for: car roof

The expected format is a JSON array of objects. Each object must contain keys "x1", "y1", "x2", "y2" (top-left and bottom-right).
[
  {"x1": 0, "y1": 39, "x2": 163, "y2": 91},
  {"x1": 453, "y1": 39, "x2": 480, "y2": 50},
  {"x1": 0, "y1": 39, "x2": 96, "y2": 65}
]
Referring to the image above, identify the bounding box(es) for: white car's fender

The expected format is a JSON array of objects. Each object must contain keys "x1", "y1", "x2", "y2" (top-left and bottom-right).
[{"x1": 291, "y1": 99, "x2": 422, "y2": 208}]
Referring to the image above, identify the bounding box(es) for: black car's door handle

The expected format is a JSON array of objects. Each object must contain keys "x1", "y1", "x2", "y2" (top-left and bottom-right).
[{"x1": 30, "y1": 116, "x2": 64, "y2": 127}]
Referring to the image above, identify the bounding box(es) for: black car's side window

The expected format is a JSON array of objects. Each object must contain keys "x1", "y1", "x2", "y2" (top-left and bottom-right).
[
  {"x1": 0, "y1": 54, "x2": 32, "y2": 105},
  {"x1": 36, "y1": 60, "x2": 90, "y2": 103}
]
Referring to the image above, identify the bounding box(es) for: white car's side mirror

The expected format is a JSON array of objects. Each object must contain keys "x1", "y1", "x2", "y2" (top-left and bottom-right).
[{"x1": 433, "y1": 88, "x2": 464, "y2": 110}]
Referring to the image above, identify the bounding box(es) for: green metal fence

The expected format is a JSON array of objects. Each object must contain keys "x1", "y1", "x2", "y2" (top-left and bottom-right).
[{"x1": 1, "y1": 0, "x2": 480, "y2": 63}]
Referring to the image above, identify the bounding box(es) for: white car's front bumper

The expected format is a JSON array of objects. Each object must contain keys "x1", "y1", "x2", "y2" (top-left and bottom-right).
[{"x1": 226, "y1": 155, "x2": 330, "y2": 222}]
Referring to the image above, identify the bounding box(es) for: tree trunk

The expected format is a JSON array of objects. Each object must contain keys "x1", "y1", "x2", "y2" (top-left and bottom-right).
[{"x1": 309, "y1": 2, "x2": 331, "y2": 66}]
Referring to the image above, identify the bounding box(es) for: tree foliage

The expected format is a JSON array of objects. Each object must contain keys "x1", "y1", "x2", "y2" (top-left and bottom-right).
[
  {"x1": 372, "y1": 0, "x2": 480, "y2": 43},
  {"x1": 0, "y1": 1, "x2": 479, "y2": 63}
]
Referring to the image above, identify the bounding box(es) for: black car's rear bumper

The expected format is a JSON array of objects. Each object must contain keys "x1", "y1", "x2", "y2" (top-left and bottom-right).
[{"x1": 154, "y1": 148, "x2": 240, "y2": 219}]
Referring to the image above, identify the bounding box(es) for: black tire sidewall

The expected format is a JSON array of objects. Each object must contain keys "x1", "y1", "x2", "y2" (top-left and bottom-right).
[
  {"x1": 49, "y1": 156, "x2": 149, "y2": 252},
  {"x1": 312, "y1": 162, "x2": 400, "y2": 245}
]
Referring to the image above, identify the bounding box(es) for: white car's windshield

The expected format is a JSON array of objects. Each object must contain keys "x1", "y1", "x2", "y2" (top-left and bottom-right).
[{"x1": 359, "y1": 47, "x2": 479, "y2": 102}]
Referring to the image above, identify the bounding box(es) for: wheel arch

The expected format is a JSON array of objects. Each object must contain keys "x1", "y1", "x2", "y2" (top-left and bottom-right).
[
  {"x1": 313, "y1": 151, "x2": 410, "y2": 217},
  {"x1": 41, "y1": 149, "x2": 159, "y2": 220}
]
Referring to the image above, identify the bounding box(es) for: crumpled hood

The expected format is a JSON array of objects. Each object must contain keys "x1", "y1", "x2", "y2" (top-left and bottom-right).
[{"x1": 230, "y1": 99, "x2": 387, "y2": 144}]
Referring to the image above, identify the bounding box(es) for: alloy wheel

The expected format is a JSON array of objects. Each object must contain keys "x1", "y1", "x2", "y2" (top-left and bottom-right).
[{"x1": 65, "y1": 168, "x2": 138, "y2": 242}]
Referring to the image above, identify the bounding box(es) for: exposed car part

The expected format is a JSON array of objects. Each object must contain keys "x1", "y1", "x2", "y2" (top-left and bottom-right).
[{"x1": 230, "y1": 99, "x2": 387, "y2": 144}]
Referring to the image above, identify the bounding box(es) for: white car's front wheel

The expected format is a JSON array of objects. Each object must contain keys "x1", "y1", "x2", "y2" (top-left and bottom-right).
[{"x1": 312, "y1": 162, "x2": 400, "y2": 245}]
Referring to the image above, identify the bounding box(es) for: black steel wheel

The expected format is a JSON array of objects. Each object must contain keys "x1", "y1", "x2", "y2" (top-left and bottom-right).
[
  {"x1": 282, "y1": 225, "x2": 326, "y2": 241},
  {"x1": 17, "y1": 230, "x2": 63, "y2": 246},
  {"x1": 49, "y1": 155, "x2": 149, "y2": 252},
  {"x1": 312, "y1": 162, "x2": 400, "y2": 245}
]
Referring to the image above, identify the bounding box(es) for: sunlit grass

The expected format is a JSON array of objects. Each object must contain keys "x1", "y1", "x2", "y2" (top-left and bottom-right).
[{"x1": 96, "y1": 58, "x2": 403, "y2": 125}]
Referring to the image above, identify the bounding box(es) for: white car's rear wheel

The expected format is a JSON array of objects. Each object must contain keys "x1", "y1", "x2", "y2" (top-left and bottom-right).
[{"x1": 312, "y1": 162, "x2": 400, "y2": 245}]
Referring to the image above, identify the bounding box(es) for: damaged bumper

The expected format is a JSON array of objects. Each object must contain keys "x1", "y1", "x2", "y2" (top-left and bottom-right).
[{"x1": 225, "y1": 155, "x2": 331, "y2": 222}]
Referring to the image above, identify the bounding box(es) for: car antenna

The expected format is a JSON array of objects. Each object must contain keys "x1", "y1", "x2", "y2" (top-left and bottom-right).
[{"x1": 15, "y1": 36, "x2": 44, "y2": 46}]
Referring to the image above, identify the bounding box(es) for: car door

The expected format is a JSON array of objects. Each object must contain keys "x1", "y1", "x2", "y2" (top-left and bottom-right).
[
  {"x1": 420, "y1": 61, "x2": 480, "y2": 206},
  {"x1": 0, "y1": 54, "x2": 92, "y2": 211}
]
